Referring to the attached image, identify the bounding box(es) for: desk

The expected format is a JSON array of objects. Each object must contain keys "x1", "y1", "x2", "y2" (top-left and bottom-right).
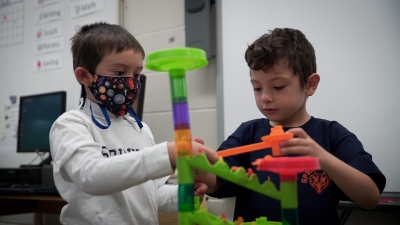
[
  {"x1": 1, "y1": 195, "x2": 179, "y2": 225},
  {"x1": 337, "y1": 192, "x2": 400, "y2": 225},
  {"x1": 158, "y1": 212, "x2": 178, "y2": 225},
  {"x1": 0, "y1": 195, "x2": 66, "y2": 225}
]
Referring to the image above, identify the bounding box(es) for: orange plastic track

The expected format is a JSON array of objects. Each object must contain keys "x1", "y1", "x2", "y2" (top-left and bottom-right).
[{"x1": 217, "y1": 126, "x2": 293, "y2": 157}]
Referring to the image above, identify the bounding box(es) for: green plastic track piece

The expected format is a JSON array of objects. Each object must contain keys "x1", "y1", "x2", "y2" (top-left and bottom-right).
[
  {"x1": 145, "y1": 47, "x2": 208, "y2": 72},
  {"x1": 187, "y1": 154, "x2": 281, "y2": 201}
]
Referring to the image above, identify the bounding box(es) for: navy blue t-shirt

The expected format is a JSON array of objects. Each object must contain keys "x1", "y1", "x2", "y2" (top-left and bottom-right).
[{"x1": 208, "y1": 117, "x2": 385, "y2": 225}]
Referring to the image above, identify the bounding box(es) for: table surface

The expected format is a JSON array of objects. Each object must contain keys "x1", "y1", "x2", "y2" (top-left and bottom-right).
[
  {"x1": 1, "y1": 192, "x2": 398, "y2": 225},
  {"x1": 338, "y1": 191, "x2": 400, "y2": 212},
  {"x1": 0, "y1": 194, "x2": 66, "y2": 215}
]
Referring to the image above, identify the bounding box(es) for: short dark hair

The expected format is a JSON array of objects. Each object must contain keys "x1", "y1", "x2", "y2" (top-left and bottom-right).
[
  {"x1": 245, "y1": 28, "x2": 316, "y2": 89},
  {"x1": 71, "y1": 22, "x2": 145, "y2": 105},
  {"x1": 71, "y1": 22, "x2": 145, "y2": 73}
]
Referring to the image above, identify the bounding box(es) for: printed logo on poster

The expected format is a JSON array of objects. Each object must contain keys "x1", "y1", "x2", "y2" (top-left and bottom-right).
[
  {"x1": 35, "y1": 2, "x2": 64, "y2": 24},
  {"x1": 34, "y1": 38, "x2": 63, "y2": 54},
  {"x1": 70, "y1": 0, "x2": 104, "y2": 18},
  {"x1": 34, "y1": 21, "x2": 63, "y2": 40},
  {"x1": 34, "y1": 53, "x2": 62, "y2": 72}
]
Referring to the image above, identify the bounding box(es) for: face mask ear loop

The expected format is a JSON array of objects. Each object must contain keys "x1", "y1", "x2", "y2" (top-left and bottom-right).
[
  {"x1": 128, "y1": 107, "x2": 143, "y2": 129},
  {"x1": 90, "y1": 101, "x2": 111, "y2": 129},
  {"x1": 78, "y1": 97, "x2": 84, "y2": 109}
]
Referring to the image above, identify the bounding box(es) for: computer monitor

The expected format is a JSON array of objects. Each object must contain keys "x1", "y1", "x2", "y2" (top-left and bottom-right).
[{"x1": 16, "y1": 91, "x2": 66, "y2": 165}]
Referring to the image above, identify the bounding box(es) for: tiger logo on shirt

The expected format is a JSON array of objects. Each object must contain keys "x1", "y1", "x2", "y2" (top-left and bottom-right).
[{"x1": 301, "y1": 170, "x2": 331, "y2": 194}]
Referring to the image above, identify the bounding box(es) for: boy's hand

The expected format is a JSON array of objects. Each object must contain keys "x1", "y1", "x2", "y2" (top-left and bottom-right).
[
  {"x1": 191, "y1": 137, "x2": 219, "y2": 189},
  {"x1": 167, "y1": 140, "x2": 218, "y2": 168},
  {"x1": 191, "y1": 140, "x2": 219, "y2": 164},
  {"x1": 279, "y1": 128, "x2": 328, "y2": 161},
  {"x1": 280, "y1": 129, "x2": 381, "y2": 209},
  {"x1": 192, "y1": 137, "x2": 204, "y2": 145},
  {"x1": 194, "y1": 181, "x2": 207, "y2": 202},
  {"x1": 191, "y1": 137, "x2": 218, "y2": 178}
]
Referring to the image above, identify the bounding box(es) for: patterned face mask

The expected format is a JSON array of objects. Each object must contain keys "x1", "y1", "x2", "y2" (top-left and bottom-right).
[{"x1": 88, "y1": 75, "x2": 141, "y2": 116}]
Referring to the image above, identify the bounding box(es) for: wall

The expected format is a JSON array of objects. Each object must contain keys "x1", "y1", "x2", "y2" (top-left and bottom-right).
[
  {"x1": 215, "y1": 1, "x2": 400, "y2": 224},
  {"x1": 0, "y1": 0, "x2": 120, "y2": 167},
  {"x1": 0, "y1": 0, "x2": 120, "y2": 224},
  {"x1": 0, "y1": 0, "x2": 218, "y2": 224},
  {"x1": 122, "y1": 0, "x2": 218, "y2": 150},
  {"x1": 216, "y1": 0, "x2": 400, "y2": 193}
]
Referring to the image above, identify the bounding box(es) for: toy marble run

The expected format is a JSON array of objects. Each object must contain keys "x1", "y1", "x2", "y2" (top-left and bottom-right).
[{"x1": 145, "y1": 48, "x2": 320, "y2": 225}]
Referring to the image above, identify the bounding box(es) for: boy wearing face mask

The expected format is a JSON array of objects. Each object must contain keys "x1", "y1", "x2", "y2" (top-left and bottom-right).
[{"x1": 49, "y1": 22, "x2": 218, "y2": 225}]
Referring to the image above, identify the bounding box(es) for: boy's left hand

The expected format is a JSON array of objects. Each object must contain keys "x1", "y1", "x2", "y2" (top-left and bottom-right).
[
  {"x1": 279, "y1": 128, "x2": 328, "y2": 160},
  {"x1": 279, "y1": 128, "x2": 381, "y2": 209},
  {"x1": 194, "y1": 181, "x2": 207, "y2": 202}
]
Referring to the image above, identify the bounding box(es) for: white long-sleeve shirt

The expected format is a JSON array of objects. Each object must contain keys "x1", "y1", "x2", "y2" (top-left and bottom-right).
[{"x1": 50, "y1": 100, "x2": 177, "y2": 225}]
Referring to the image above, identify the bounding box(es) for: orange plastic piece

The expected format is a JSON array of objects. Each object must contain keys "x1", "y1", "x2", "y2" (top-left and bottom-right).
[
  {"x1": 174, "y1": 129, "x2": 192, "y2": 156},
  {"x1": 176, "y1": 139, "x2": 191, "y2": 156},
  {"x1": 236, "y1": 217, "x2": 244, "y2": 225},
  {"x1": 217, "y1": 126, "x2": 293, "y2": 157}
]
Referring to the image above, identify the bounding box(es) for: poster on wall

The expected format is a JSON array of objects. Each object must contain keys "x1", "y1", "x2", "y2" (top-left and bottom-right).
[
  {"x1": 34, "y1": 37, "x2": 63, "y2": 54},
  {"x1": 33, "y1": 53, "x2": 62, "y2": 72},
  {"x1": 70, "y1": 0, "x2": 104, "y2": 18},
  {"x1": 34, "y1": 2, "x2": 64, "y2": 24},
  {"x1": 34, "y1": 0, "x2": 62, "y2": 8},
  {"x1": 34, "y1": 21, "x2": 63, "y2": 41},
  {"x1": 0, "y1": 0, "x2": 24, "y2": 48},
  {"x1": 0, "y1": 96, "x2": 18, "y2": 149}
]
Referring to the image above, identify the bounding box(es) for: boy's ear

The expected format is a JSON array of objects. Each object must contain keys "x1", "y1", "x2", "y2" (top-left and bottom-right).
[
  {"x1": 305, "y1": 73, "x2": 320, "y2": 96},
  {"x1": 75, "y1": 67, "x2": 92, "y2": 86}
]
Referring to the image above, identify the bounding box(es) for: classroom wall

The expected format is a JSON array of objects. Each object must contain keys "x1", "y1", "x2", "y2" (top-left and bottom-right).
[
  {"x1": 0, "y1": 0, "x2": 120, "y2": 224},
  {"x1": 122, "y1": 0, "x2": 218, "y2": 150},
  {"x1": 0, "y1": 0, "x2": 120, "y2": 167},
  {"x1": 0, "y1": 1, "x2": 218, "y2": 224},
  {"x1": 215, "y1": 1, "x2": 400, "y2": 224}
]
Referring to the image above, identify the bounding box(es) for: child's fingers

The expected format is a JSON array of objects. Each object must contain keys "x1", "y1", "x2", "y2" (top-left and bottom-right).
[
  {"x1": 194, "y1": 182, "x2": 207, "y2": 203},
  {"x1": 203, "y1": 148, "x2": 219, "y2": 164},
  {"x1": 285, "y1": 128, "x2": 309, "y2": 138},
  {"x1": 191, "y1": 141, "x2": 218, "y2": 164},
  {"x1": 192, "y1": 137, "x2": 204, "y2": 145},
  {"x1": 279, "y1": 137, "x2": 306, "y2": 148},
  {"x1": 194, "y1": 182, "x2": 208, "y2": 193},
  {"x1": 278, "y1": 128, "x2": 312, "y2": 155},
  {"x1": 280, "y1": 145, "x2": 308, "y2": 156},
  {"x1": 279, "y1": 128, "x2": 309, "y2": 148}
]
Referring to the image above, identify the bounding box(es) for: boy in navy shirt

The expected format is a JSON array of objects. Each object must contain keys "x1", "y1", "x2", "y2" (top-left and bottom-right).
[{"x1": 204, "y1": 28, "x2": 385, "y2": 225}]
